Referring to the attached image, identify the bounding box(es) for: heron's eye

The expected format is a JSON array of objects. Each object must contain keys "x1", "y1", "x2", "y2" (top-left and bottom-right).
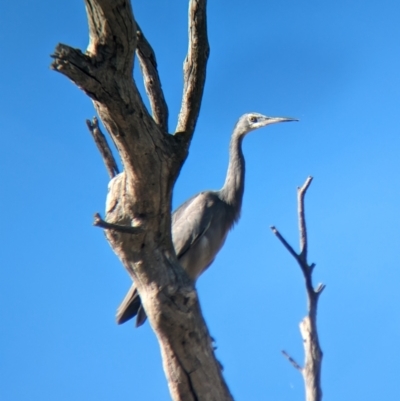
[{"x1": 249, "y1": 116, "x2": 258, "y2": 123}]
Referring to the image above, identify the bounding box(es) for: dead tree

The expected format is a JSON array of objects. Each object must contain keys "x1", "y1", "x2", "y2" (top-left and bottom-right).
[
  {"x1": 51, "y1": 1, "x2": 233, "y2": 400},
  {"x1": 271, "y1": 177, "x2": 324, "y2": 401}
]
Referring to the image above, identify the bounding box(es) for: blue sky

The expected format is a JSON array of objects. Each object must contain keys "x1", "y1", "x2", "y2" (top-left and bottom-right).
[{"x1": 1, "y1": 1, "x2": 399, "y2": 400}]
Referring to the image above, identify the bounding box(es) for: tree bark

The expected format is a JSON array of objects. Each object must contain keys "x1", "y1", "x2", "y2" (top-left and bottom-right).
[{"x1": 51, "y1": 1, "x2": 232, "y2": 400}]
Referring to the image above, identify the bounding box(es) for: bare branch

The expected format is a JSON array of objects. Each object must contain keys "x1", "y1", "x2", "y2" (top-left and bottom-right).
[
  {"x1": 271, "y1": 177, "x2": 324, "y2": 401},
  {"x1": 51, "y1": 0, "x2": 137, "y2": 95},
  {"x1": 86, "y1": 117, "x2": 119, "y2": 178},
  {"x1": 270, "y1": 226, "x2": 300, "y2": 262},
  {"x1": 175, "y1": 0, "x2": 210, "y2": 139},
  {"x1": 282, "y1": 350, "x2": 303, "y2": 372},
  {"x1": 298, "y1": 176, "x2": 313, "y2": 260},
  {"x1": 51, "y1": 1, "x2": 166, "y2": 182},
  {"x1": 136, "y1": 23, "x2": 169, "y2": 133},
  {"x1": 50, "y1": 44, "x2": 104, "y2": 101},
  {"x1": 93, "y1": 213, "x2": 143, "y2": 234},
  {"x1": 85, "y1": 0, "x2": 136, "y2": 74}
]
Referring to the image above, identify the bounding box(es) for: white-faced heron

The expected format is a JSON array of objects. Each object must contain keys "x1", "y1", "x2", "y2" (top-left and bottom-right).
[{"x1": 116, "y1": 112, "x2": 297, "y2": 326}]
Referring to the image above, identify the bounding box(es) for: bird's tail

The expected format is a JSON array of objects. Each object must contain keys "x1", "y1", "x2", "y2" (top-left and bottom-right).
[{"x1": 116, "y1": 283, "x2": 147, "y2": 327}]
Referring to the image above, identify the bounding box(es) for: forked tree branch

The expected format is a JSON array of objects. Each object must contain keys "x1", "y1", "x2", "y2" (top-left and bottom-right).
[
  {"x1": 175, "y1": 0, "x2": 209, "y2": 141},
  {"x1": 51, "y1": 0, "x2": 166, "y2": 182},
  {"x1": 86, "y1": 117, "x2": 120, "y2": 178},
  {"x1": 51, "y1": 2, "x2": 233, "y2": 401},
  {"x1": 271, "y1": 176, "x2": 324, "y2": 401}
]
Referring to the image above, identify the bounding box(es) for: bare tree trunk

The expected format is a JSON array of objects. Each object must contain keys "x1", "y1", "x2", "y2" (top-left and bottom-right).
[
  {"x1": 51, "y1": 1, "x2": 233, "y2": 400},
  {"x1": 271, "y1": 177, "x2": 324, "y2": 401}
]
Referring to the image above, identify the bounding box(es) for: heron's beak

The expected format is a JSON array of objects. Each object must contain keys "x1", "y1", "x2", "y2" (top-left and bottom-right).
[{"x1": 263, "y1": 116, "x2": 299, "y2": 126}]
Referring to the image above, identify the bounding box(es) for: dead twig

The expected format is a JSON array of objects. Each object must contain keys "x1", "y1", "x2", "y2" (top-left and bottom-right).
[
  {"x1": 281, "y1": 350, "x2": 302, "y2": 372},
  {"x1": 93, "y1": 213, "x2": 142, "y2": 234},
  {"x1": 86, "y1": 117, "x2": 119, "y2": 179},
  {"x1": 271, "y1": 176, "x2": 324, "y2": 401}
]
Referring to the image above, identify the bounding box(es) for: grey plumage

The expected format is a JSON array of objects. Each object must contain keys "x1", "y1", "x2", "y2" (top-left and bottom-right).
[{"x1": 116, "y1": 113, "x2": 297, "y2": 326}]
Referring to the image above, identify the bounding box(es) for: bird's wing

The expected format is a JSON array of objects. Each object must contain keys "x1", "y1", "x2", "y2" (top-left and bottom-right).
[{"x1": 171, "y1": 191, "x2": 219, "y2": 259}]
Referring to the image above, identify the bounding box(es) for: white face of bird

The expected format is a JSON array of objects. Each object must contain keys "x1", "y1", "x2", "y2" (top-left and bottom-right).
[{"x1": 244, "y1": 113, "x2": 298, "y2": 133}]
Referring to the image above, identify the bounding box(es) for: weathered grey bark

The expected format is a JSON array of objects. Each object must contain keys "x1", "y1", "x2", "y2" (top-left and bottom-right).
[
  {"x1": 51, "y1": 1, "x2": 232, "y2": 400},
  {"x1": 271, "y1": 177, "x2": 324, "y2": 401}
]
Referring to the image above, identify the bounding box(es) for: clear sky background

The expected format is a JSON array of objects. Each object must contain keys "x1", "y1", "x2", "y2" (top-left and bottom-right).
[{"x1": 1, "y1": 1, "x2": 399, "y2": 400}]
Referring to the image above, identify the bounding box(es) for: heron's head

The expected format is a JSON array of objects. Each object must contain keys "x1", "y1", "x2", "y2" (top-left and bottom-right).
[{"x1": 235, "y1": 112, "x2": 298, "y2": 136}]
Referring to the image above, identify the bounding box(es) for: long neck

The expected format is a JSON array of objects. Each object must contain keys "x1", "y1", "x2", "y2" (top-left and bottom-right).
[{"x1": 220, "y1": 131, "x2": 245, "y2": 219}]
